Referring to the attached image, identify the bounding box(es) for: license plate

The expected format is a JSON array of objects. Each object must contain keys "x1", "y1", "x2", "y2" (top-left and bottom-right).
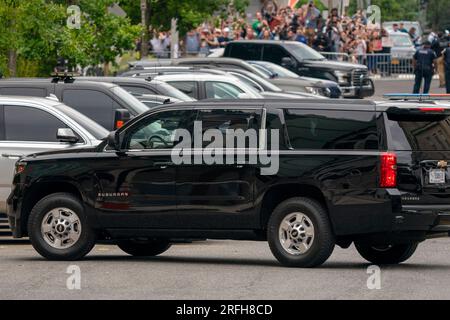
[{"x1": 430, "y1": 169, "x2": 446, "y2": 184}]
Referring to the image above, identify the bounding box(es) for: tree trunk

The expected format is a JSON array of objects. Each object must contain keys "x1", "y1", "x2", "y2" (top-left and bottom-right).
[
  {"x1": 8, "y1": 50, "x2": 17, "y2": 77},
  {"x1": 140, "y1": 0, "x2": 149, "y2": 59}
]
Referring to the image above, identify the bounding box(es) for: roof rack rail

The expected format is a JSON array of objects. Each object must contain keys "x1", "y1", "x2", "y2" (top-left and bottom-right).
[
  {"x1": 51, "y1": 72, "x2": 80, "y2": 84},
  {"x1": 384, "y1": 94, "x2": 450, "y2": 101}
]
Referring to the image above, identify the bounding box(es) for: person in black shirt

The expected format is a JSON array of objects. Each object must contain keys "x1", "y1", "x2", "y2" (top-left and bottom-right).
[
  {"x1": 413, "y1": 41, "x2": 437, "y2": 94},
  {"x1": 444, "y1": 43, "x2": 450, "y2": 93}
]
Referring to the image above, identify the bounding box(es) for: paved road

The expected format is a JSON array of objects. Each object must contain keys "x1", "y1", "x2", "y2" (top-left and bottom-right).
[
  {"x1": 1, "y1": 80, "x2": 449, "y2": 300},
  {"x1": 1, "y1": 239, "x2": 450, "y2": 300}
]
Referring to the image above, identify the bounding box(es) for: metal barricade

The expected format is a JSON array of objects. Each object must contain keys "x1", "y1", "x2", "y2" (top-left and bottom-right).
[{"x1": 321, "y1": 52, "x2": 415, "y2": 79}]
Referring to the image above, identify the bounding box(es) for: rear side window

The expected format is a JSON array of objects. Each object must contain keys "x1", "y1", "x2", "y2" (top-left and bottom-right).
[
  {"x1": 227, "y1": 43, "x2": 262, "y2": 60},
  {"x1": 167, "y1": 81, "x2": 197, "y2": 99},
  {"x1": 4, "y1": 106, "x2": 68, "y2": 142},
  {"x1": 386, "y1": 113, "x2": 450, "y2": 151},
  {"x1": 0, "y1": 87, "x2": 46, "y2": 97},
  {"x1": 263, "y1": 45, "x2": 290, "y2": 65},
  {"x1": 285, "y1": 109, "x2": 379, "y2": 150},
  {"x1": 62, "y1": 89, "x2": 116, "y2": 130}
]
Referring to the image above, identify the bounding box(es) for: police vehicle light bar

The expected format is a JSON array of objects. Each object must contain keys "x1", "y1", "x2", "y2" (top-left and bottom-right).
[{"x1": 384, "y1": 94, "x2": 450, "y2": 101}]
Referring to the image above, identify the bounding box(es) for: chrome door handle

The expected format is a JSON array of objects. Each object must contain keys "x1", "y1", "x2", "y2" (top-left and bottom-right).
[
  {"x1": 1, "y1": 153, "x2": 24, "y2": 159},
  {"x1": 154, "y1": 162, "x2": 173, "y2": 169}
]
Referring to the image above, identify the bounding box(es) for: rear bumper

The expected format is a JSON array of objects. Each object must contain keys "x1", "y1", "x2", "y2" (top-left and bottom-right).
[{"x1": 388, "y1": 189, "x2": 450, "y2": 233}]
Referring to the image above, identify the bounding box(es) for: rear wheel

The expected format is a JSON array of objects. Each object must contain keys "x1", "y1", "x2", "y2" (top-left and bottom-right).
[
  {"x1": 267, "y1": 197, "x2": 335, "y2": 268},
  {"x1": 355, "y1": 242, "x2": 418, "y2": 265},
  {"x1": 117, "y1": 240, "x2": 171, "y2": 257},
  {"x1": 28, "y1": 193, "x2": 96, "y2": 261}
]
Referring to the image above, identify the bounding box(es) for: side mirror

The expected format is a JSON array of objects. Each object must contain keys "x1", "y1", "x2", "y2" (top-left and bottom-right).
[
  {"x1": 57, "y1": 128, "x2": 79, "y2": 144},
  {"x1": 107, "y1": 131, "x2": 119, "y2": 150},
  {"x1": 114, "y1": 109, "x2": 131, "y2": 129},
  {"x1": 281, "y1": 57, "x2": 296, "y2": 69}
]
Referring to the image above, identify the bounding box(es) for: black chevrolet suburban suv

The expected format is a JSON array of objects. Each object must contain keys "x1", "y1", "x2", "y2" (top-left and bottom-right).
[
  {"x1": 7, "y1": 99, "x2": 450, "y2": 267},
  {"x1": 224, "y1": 40, "x2": 374, "y2": 99}
]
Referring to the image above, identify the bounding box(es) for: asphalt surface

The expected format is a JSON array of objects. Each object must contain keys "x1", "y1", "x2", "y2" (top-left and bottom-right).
[
  {"x1": 1, "y1": 239, "x2": 450, "y2": 300},
  {"x1": 0, "y1": 79, "x2": 449, "y2": 300}
]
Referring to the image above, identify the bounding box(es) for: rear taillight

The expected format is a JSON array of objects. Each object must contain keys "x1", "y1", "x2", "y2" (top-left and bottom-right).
[{"x1": 380, "y1": 152, "x2": 397, "y2": 188}]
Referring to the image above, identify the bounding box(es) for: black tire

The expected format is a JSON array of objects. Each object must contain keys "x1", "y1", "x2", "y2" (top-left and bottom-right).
[
  {"x1": 28, "y1": 193, "x2": 96, "y2": 261},
  {"x1": 117, "y1": 240, "x2": 171, "y2": 257},
  {"x1": 267, "y1": 197, "x2": 335, "y2": 268},
  {"x1": 355, "y1": 242, "x2": 418, "y2": 265}
]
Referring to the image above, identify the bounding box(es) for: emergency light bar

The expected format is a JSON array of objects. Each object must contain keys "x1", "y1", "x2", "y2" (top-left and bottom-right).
[{"x1": 384, "y1": 94, "x2": 450, "y2": 101}]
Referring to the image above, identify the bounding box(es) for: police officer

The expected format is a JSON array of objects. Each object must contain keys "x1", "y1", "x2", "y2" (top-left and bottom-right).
[
  {"x1": 413, "y1": 41, "x2": 437, "y2": 94},
  {"x1": 445, "y1": 42, "x2": 450, "y2": 94}
]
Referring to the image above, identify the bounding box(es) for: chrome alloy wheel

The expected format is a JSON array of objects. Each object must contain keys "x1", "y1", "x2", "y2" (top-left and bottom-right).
[
  {"x1": 41, "y1": 208, "x2": 82, "y2": 249},
  {"x1": 279, "y1": 212, "x2": 315, "y2": 255}
]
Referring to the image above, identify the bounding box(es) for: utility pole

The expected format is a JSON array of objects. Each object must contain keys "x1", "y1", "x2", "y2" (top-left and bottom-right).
[{"x1": 140, "y1": 0, "x2": 149, "y2": 59}]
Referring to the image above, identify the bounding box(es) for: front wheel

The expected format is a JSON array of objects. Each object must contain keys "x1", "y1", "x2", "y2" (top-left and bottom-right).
[
  {"x1": 117, "y1": 240, "x2": 171, "y2": 257},
  {"x1": 28, "y1": 193, "x2": 96, "y2": 261},
  {"x1": 355, "y1": 242, "x2": 418, "y2": 265},
  {"x1": 267, "y1": 197, "x2": 335, "y2": 268}
]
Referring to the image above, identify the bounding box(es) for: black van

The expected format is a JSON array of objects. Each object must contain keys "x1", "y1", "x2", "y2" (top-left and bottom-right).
[{"x1": 224, "y1": 40, "x2": 374, "y2": 99}]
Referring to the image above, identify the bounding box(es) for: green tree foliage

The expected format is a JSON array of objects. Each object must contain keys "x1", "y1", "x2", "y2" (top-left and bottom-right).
[
  {"x1": 60, "y1": 0, "x2": 141, "y2": 69},
  {"x1": 0, "y1": 0, "x2": 140, "y2": 76},
  {"x1": 120, "y1": 0, "x2": 248, "y2": 37},
  {"x1": 347, "y1": 0, "x2": 419, "y2": 22},
  {"x1": 426, "y1": 0, "x2": 450, "y2": 31}
]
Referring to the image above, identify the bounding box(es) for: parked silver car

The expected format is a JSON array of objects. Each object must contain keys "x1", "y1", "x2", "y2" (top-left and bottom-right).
[{"x1": 0, "y1": 96, "x2": 108, "y2": 218}]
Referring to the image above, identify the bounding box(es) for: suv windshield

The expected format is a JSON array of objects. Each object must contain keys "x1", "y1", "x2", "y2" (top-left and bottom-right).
[
  {"x1": 250, "y1": 61, "x2": 300, "y2": 78},
  {"x1": 57, "y1": 104, "x2": 109, "y2": 140},
  {"x1": 151, "y1": 80, "x2": 196, "y2": 101},
  {"x1": 110, "y1": 86, "x2": 149, "y2": 115},
  {"x1": 390, "y1": 34, "x2": 413, "y2": 47},
  {"x1": 285, "y1": 43, "x2": 325, "y2": 61}
]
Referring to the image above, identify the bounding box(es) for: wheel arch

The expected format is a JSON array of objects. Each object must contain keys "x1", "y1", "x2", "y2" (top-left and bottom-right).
[
  {"x1": 21, "y1": 179, "x2": 84, "y2": 237},
  {"x1": 258, "y1": 183, "x2": 333, "y2": 231}
]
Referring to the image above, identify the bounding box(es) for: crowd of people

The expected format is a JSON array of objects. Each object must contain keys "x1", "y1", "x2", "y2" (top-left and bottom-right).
[
  {"x1": 178, "y1": 1, "x2": 422, "y2": 61},
  {"x1": 144, "y1": 1, "x2": 450, "y2": 78}
]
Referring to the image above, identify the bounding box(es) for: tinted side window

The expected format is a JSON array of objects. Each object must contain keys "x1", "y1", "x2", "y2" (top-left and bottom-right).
[
  {"x1": 0, "y1": 87, "x2": 46, "y2": 97},
  {"x1": 62, "y1": 89, "x2": 114, "y2": 130},
  {"x1": 196, "y1": 109, "x2": 261, "y2": 148},
  {"x1": 121, "y1": 85, "x2": 157, "y2": 95},
  {"x1": 167, "y1": 81, "x2": 197, "y2": 99},
  {"x1": 227, "y1": 43, "x2": 262, "y2": 60},
  {"x1": 263, "y1": 45, "x2": 290, "y2": 65},
  {"x1": 4, "y1": 106, "x2": 68, "y2": 142},
  {"x1": 125, "y1": 110, "x2": 197, "y2": 150},
  {"x1": 285, "y1": 110, "x2": 379, "y2": 150}
]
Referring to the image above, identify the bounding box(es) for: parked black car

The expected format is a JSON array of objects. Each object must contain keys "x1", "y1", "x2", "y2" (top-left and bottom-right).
[
  {"x1": 223, "y1": 40, "x2": 374, "y2": 99},
  {"x1": 7, "y1": 99, "x2": 450, "y2": 267},
  {"x1": 0, "y1": 77, "x2": 148, "y2": 131}
]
